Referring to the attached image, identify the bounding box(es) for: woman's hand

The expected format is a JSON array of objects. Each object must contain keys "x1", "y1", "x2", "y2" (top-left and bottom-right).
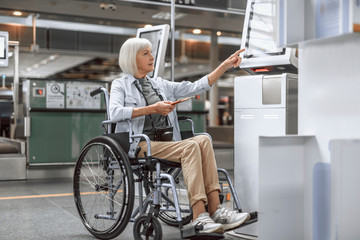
[
  {"x1": 220, "y1": 49, "x2": 245, "y2": 69},
  {"x1": 131, "y1": 101, "x2": 175, "y2": 118},
  {"x1": 154, "y1": 101, "x2": 176, "y2": 116},
  {"x1": 208, "y1": 49, "x2": 245, "y2": 87}
]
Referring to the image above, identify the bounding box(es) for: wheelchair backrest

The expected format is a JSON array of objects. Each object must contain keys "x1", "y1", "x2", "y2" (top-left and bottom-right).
[{"x1": 90, "y1": 87, "x2": 130, "y2": 152}]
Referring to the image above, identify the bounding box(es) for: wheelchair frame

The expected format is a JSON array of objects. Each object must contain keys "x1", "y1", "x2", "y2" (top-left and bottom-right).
[{"x1": 73, "y1": 87, "x2": 256, "y2": 240}]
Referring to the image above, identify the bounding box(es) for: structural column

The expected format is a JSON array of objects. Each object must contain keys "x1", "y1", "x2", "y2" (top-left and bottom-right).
[{"x1": 209, "y1": 31, "x2": 219, "y2": 126}]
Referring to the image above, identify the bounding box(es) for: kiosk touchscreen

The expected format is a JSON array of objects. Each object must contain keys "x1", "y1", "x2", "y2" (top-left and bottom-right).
[
  {"x1": 239, "y1": 0, "x2": 297, "y2": 75},
  {"x1": 0, "y1": 31, "x2": 9, "y2": 68},
  {"x1": 136, "y1": 24, "x2": 169, "y2": 79}
]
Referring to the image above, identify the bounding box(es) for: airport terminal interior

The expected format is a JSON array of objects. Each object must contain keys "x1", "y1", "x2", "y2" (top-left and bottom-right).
[{"x1": 0, "y1": 0, "x2": 360, "y2": 239}]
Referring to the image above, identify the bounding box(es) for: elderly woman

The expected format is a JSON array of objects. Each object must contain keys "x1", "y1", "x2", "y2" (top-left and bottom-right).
[{"x1": 109, "y1": 37, "x2": 249, "y2": 234}]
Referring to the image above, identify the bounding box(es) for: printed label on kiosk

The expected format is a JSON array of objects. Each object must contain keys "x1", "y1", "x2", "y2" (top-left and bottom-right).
[{"x1": 46, "y1": 83, "x2": 64, "y2": 108}]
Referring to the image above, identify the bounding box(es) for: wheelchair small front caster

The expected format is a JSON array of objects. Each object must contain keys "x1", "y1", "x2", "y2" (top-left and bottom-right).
[{"x1": 133, "y1": 213, "x2": 162, "y2": 240}]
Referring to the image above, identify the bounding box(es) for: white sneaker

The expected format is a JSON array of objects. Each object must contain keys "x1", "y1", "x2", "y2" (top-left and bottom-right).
[
  {"x1": 190, "y1": 212, "x2": 224, "y2": 234},
  {"x1": 211, "y1": 205, "x2": 250, "y2": 231}
]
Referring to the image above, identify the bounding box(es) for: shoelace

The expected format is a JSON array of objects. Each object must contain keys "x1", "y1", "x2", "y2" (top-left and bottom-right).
[
  {"x1": 218, "y1": 207, "x2": 235, "y2": 217},
  {"x1": 196, "y1": 215, "x2": 216, "y2": 226}
]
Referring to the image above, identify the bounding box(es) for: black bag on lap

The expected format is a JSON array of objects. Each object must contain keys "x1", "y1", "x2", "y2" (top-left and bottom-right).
[{"x1": 154, "y1": 126, "x2": 173, "y2": 141}]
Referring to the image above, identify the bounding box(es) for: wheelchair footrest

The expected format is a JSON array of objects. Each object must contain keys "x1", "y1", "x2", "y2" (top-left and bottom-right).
[
  {"x1": 236, "y1": 211, "x2": 258, "y2": 229},
  {"x1": 181, "y1": 225, "x2": 224, "y2": 240}
]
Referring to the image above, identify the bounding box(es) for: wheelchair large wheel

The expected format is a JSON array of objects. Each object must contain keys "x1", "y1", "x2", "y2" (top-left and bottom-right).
[
  {"x1": 145, "y1": 168, "x2": 192, "y2": 227},
  {"x1": 133, "y1": 213, "x2": 162, "y2": 240},
  {"x1": 73, "y1": 136, "x2": 134, "y2": 239}
]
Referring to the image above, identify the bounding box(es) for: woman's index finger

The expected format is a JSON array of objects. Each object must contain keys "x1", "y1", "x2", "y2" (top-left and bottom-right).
[
  {"x1": 231, "y1": 49, "x2": 245, "y2": 57},
  {"x1": 238, "y1": 49, "x2": 245, "y2": 55}
]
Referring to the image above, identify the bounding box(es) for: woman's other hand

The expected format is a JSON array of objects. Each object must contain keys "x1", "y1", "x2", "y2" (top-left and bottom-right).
[{"x1": 154, "y1": 101, "x2": 176, "y2": 116}]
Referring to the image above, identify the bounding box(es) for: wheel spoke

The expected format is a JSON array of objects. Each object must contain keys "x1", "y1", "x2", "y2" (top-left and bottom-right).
[
  {"x1": 134, "y1": 214, "x2": 162, "y2": 240},
  {"x1": 73, "y1": 138, "x2": 134, "y2": 239}
]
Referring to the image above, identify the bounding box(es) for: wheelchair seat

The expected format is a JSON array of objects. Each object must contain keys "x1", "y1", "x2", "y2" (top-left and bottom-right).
[{"x1": 105, "y1": 131, "x2": 181, "y2": 169}]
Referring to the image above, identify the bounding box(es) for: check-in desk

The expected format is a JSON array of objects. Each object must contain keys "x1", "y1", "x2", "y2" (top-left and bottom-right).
[
  {"x1": 0, "y1": 137, "x2": 26, "y2": 180},
  {"x1": 23, "y1": 80, "x2": 107, "y2": 178},
  {"x1": 233, "y1": 73, "x2": 298, "y2": 237}
]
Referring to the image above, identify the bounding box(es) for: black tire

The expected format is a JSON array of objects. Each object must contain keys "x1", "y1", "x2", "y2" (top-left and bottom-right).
[
  {"x1": 133, "y1": 213, "x2": 162, "y2": 240},
  {"x1": 145, "y1": 168, "x2": 192, "y2": 227},
  {"x1": 73, "y1": 136, "x2": 134, "y2": 239}
]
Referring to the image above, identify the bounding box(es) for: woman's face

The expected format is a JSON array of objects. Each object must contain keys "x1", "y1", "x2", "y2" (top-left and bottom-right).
[{"x1": 135, "y1": 46, "x2": 154, "y2": 78}]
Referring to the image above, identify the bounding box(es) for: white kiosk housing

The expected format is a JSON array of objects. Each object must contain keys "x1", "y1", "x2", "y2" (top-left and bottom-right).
[
  {"x1": 136, "y1": 24, "x2": 170, "y2": 79},
  {"x1": 233, "y1": 0, "x2": 299, "y2": 237}
]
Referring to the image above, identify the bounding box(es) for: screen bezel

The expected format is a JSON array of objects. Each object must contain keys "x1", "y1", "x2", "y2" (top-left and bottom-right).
[
  {"x1": 138, "y1": 29, "x2": 162, "y2": 78},
  {"x1": 239, "y1": 0, "x2": 299, "y2": 71},
  {"x1": 0, "y1": 36, "x2": 6, "y2": 59},
  {"x1": 243, "y1": 0, "x2": 286, "y2": 59},
  {"x1": 136, "y1": 25, "x2": 169, "y2": 79},
  {"x1": 0, "y1": 31, "x2": 9, "y2": 68}
]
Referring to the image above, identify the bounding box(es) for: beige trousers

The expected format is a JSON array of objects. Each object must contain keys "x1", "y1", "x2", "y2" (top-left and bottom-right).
[{"x1": 137, "y1": 135, "x2": 220, "y2": 207}]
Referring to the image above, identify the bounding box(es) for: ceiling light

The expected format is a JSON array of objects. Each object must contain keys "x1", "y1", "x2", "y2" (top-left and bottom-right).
[
  {"x1": 217, "y1": 31, "x2": 222, "y2": 36},
  {"x1": 49, "y1": 54, "x2": 59, "y2": 60},
  {"x1": 192, "y1": 29, "x2": 201, "y2": 34},
  {"x1": 144, "y1": 24, "x2": 153, "y2": 28},
  {"x1": 99, "y1": 3, "x2": 117, "y2": 11},
  {"x1": 13, "y1": 11, "x2": 22, "y2": 16},
  {"x1": 100, "y1": 3, "x2": 107, "y2": 10}
]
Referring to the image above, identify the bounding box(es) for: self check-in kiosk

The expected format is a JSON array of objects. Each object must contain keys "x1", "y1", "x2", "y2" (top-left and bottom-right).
[
  {"x1": 239, "y1": 0, "x2": 298, "y2": 75},
  {"x1": 233, "y1": 0, "x2": 298, "y2": 237}
]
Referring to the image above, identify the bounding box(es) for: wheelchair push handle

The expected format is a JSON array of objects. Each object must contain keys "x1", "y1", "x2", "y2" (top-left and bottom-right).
[{"x1": 90, "y1": 87, "x2": 106, "y2": 97}]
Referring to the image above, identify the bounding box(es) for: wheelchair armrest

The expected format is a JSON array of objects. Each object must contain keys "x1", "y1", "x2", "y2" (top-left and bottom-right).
[
  {"x1": 102, "y1": 118, "x2": 134, "y2": 142},
  {"x1": 194, "y1": 132, "x2": 213, "y2": 143},
  {"x1": 131, "y1": 134, "x2": 152, "y2": 157},
  {"x1": 178, "y1": 116, "x2": 213, "y2": 143},
  {"x1": 178, "y1": 116, "x2": 195, "y2": 136},
  {"x1": 101, "y1": 118, "x2": 132, "y2": 126}
]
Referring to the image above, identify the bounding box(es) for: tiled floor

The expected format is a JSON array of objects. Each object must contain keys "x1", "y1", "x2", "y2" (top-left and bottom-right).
[{"x1": 0, "y1": 173, "x2": 251, "y2": 240}]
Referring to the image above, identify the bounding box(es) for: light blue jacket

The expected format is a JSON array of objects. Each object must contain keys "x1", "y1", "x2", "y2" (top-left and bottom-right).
[{"x1": 109, "y1": 73, "x2": 212, "y2": 157}]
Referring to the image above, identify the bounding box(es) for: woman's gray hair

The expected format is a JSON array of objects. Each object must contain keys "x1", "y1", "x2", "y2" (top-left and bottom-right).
[{"x1": 118, "y1": 37, "x2": 152, "y2": 76}]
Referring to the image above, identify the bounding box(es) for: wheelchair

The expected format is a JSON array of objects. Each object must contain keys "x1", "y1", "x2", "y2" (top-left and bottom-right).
[{"x1": 73, "y1": 87, "x2": 257, "y2": 240}]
